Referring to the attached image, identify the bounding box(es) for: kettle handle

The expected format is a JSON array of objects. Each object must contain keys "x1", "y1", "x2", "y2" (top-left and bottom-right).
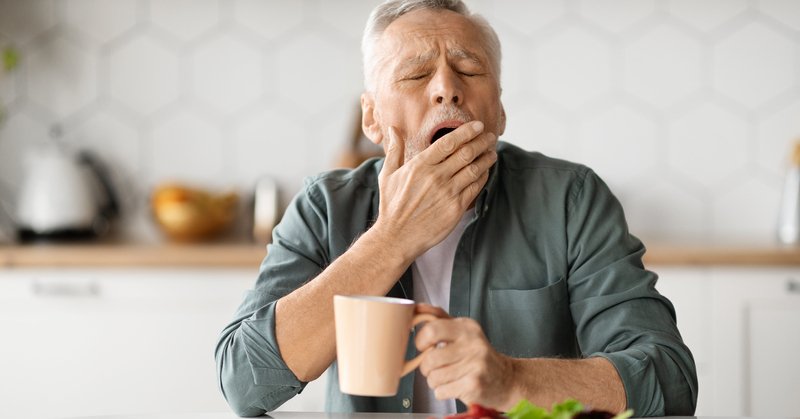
[{"x1": 77, "y1": 151, "x2": 120, "y2": 221}]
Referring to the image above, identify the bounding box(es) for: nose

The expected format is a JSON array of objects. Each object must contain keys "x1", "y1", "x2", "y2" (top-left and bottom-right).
[{"x1": 429, "y1": 67, "x2": 463, "y2": 106}]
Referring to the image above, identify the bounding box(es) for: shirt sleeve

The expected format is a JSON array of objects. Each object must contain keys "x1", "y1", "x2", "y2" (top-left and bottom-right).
[
  {"x1": 215, "y1": 183, "x2": 329, "y2": 416},
  {"x1": 565, "y1": 168, "x2": 698, "y2": 417}
]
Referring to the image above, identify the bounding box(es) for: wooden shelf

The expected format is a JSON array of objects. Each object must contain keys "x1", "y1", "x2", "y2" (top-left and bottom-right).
[
  {"x1": 2, "y1": 241, "x2": 800, "y2": 268},
  {"x1": 643, "y1": 243, "x2": 800, "y2": 266},
  {"x1": 0, "y1": 243, "x2": 267, "y2": 268}
]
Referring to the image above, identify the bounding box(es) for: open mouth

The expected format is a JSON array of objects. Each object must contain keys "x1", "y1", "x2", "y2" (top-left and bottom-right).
[{"x1": 431, "y1": 127, "x2": 456, "y2": 144}]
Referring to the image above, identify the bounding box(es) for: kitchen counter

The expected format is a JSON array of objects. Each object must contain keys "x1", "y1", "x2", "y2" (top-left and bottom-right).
[
  {"x1": 0, "y1": 242, "x2": 267, "y2": 268},
  {"x1": 2, "y1": 240, "x2": 800, "y2": 268},
  {"x1": 58, "y1": 413, "x2": 779, "y2": 419}
]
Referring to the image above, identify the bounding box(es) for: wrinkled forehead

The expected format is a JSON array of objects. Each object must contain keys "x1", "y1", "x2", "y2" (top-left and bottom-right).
[{"x1": 375, "y1": 9, "x2": 491, "y2": 73}]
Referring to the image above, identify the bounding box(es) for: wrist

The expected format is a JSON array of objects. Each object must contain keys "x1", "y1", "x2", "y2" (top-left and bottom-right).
[
  {"x1": 367, "y1": 218, "x2": 419, "y2": 265},
  {"x1": 504, "y1": 357, "x2": 528, "y2": 412}
]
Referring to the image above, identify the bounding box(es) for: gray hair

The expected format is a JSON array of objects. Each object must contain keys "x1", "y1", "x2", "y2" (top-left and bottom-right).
[{"x1": 361, "y1": 0, "x2": 502, "y2": 92}]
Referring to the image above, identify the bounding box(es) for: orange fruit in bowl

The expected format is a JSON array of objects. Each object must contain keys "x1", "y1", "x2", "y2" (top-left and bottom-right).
[{"x1": 151, "y1": 184, "x2": 239, "y2": 242}]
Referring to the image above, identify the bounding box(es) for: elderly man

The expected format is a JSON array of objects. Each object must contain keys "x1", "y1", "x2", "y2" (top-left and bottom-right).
[{"x1": 215, "y1": 0, "x2": 697, "y2": 416}]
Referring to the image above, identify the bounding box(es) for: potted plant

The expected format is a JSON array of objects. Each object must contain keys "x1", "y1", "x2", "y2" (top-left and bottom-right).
[
  {"x1": 0, "y1": 44, "x2": 20, "y2": 242},
  {"x1": 0, "y1": 44, "x2": 20, "y2": 124}
]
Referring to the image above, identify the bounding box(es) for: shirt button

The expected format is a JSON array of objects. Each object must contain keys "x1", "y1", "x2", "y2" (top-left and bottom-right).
[{"x1": 402, "y1": 398, "x2": 411, "y2": 409}]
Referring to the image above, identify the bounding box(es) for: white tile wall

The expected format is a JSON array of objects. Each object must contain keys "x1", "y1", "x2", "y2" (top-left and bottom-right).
[
  {"x1": 108, "y1": 34, "x2": 180, "y2": 116},
  {"x1": 1, "y1": 0, "x2": 799, "y2": 243}
]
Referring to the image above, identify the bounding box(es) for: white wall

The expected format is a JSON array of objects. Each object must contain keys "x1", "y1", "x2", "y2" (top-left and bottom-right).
[{"x1": 1, "y1": 0, "x2": 799, "y2": 243}]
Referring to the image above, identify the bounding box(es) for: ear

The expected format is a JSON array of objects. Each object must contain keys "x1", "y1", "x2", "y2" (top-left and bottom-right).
[
  {"x1": 361, "y1": 92, "x2": 383, "y2": 145},
  {"x1": 497, "y1": 103, "x2": 507, "y2": 136}
]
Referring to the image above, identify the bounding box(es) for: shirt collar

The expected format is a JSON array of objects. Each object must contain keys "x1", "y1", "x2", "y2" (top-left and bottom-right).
[{"x1": 475, "y1": 159, "x2": 500, "y2": 218}]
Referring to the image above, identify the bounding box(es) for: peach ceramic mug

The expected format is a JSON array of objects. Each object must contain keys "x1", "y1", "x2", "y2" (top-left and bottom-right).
[{"x1": 333, "y1": 295, "x2": 438, "y2": 396}]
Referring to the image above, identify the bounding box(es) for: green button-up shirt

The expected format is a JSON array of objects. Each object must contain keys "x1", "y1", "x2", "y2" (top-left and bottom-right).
[{"x1": 215, "y1": 141, "x2": 698, "y2": 417}]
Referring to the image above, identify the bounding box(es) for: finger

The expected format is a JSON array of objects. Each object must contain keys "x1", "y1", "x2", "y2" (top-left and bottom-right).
[
  {"x1": 418, "y1": 340, "x2": 460, "y2": 377},
  {"x1": 459, "y1": 170, "x2": 490, "y2": 209},
  {"x1": 433, "y1": 375, "x2": 472, "y2": 403},
  {"x1": 421, "y1": 120, "x2": 484, "y2": 165},
  {"x1": 426, "y1": 356, "x2": 471, "y2": 390},
  {"x1": 415, "y1": 318, "x2": 466, "y2": 352},
  {"x1": 382, "y1": 126, "x2": 404, "y2": 175},
  {"x1": 451, "y1": 149, "x2": 496, "y2": 197},
  {"x1": 440, "y1": 131, "x2": 496, "y2": 176},
  {"x1": 415, "y1": 303, "x2": 451, "y2": 319}
]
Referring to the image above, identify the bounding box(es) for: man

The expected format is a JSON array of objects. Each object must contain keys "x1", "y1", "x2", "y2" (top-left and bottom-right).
[{"x1": 215, "y1": 0, "x2": 697, "y2": 416}]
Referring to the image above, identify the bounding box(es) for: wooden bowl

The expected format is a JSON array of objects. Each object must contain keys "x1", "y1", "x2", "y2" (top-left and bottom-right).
[{"x1": 151, "y1": 184, "x2": 238, "y2": 242}]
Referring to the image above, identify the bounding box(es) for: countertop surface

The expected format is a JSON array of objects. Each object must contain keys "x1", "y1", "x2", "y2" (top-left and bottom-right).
[
  {"x1": 3, "y1": 240, "x2": 800, "y2": 268},
  {"x1": 58, "y1": 413, "x2": 784, "y2": 419}
]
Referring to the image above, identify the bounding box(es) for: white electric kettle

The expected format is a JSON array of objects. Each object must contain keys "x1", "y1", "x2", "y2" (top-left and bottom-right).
[{"x1": 15, "y1": 145, "x2": 119, "y2": 241}]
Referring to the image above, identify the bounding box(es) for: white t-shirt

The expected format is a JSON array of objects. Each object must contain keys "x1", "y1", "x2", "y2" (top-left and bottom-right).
[{"x1": 411, "y1": 209, "x2": 474, "y2": 414}]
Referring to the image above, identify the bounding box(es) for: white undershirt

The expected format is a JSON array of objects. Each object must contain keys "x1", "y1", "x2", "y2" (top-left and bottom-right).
[{"x1": 411, "y1": 209, "x2": 474, "y2": 414}]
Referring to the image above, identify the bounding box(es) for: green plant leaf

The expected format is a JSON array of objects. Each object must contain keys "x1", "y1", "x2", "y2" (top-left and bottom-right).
[
  {"x1": 551, "y1": 399, "x2": 584, "y2": 419},
  {"x1": 3, "y1": 47, "x2": 20, "y2": 72},
  {"x1": 506, "y1": 399, "x2": 548, "y2": 419}
]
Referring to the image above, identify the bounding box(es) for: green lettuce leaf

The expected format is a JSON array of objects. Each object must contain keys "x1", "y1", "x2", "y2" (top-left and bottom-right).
[{"x1": 505, "y1": 399, "x2": 632, "y2": 419}]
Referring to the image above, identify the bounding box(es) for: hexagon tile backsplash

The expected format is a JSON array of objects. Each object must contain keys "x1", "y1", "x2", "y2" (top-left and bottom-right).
[{"x1": 0, "y1": 0, "x2": 799, "y2": 243}]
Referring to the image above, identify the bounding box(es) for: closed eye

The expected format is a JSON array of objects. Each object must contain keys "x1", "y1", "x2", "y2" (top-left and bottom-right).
[{"x1": 404, "y1": 73, "x2": 429, "y2": 81}]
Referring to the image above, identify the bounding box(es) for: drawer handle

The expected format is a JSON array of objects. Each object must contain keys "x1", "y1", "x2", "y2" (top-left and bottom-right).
[{"x1": 32, "y1": 281, "x2": 100, "y2": 297}]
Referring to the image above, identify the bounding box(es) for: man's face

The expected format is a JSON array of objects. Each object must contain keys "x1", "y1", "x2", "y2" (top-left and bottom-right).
[{"x1": 362, "y1": 8, "x2": 505, "y2": 163}]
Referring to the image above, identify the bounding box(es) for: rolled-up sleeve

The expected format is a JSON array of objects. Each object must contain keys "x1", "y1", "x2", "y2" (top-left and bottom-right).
[
  {"x1": 565, "y1": 169, "x2": 698, "y2": 417},
  {"x1": 215, "y1": 182, "x2": 329, "y2": 416}
]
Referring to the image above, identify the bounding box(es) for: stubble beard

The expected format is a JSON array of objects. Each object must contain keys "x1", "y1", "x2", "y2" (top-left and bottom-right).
[{"x1": 395, "y1": 106, "x2": 475, "y2": 164}]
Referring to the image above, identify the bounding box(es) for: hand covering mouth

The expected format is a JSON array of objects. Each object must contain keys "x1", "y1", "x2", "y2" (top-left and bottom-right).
[
  {"x1": 431, "y1": 127, "x2": 456, "y2": 143},
  {"x1": 429, "y1": 121, "x2": 465, "y2": 144}
]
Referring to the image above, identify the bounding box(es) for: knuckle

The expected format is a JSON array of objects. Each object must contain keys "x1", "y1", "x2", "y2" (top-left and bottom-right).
[
  {"x1": 448, "y1": 182, "x2": 460, "y2": 198},
  {"x1": 463, "y1": 182, "x2": 478, "y2": 198},
  {"x1": 416, "y1": 328, "x2": 432, "y2": 348},
  {"x1": 440, "y1": 136, "x2": 455, "y2": 153},
  {"x1": 458, "y1": 146, "x2": 472, "y2": 163},
  {"x1": 464, "y1": 318, "x2": 481, "y2": 332},
  {"x1": 469, "y1": 162, "x2": 481, "y2": 178}
]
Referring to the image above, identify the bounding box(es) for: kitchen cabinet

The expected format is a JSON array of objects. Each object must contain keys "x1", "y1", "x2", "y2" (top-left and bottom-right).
[
  {"x1": 709, "y1": 268, "x2": 800, "y2": 417},
  {"x1": 653, "y1": 266, "x2": 800, "y2": 418},
  {"x1": 1, "y1": 260, "x2": 798, "y2": 418},
  {"x1": 0, "y1": 268, "x2": 327, "y2": 419}
]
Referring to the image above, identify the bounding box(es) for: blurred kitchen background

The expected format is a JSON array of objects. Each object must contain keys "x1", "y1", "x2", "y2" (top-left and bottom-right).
[
  {"x1": 0, "y1": 1, "x2": 799, "y2": 419},
  {"x1": 0, "y1": 0, "x2": 798, "y2": 243}
]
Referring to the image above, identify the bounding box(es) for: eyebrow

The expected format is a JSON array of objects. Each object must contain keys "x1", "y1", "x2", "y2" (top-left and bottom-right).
[
  {"x1": 395, "y1": 47, "x2": 483, "y2": 74},
  {"x1": 447, "y1": 47, "x2": 482, "y2": 64}
]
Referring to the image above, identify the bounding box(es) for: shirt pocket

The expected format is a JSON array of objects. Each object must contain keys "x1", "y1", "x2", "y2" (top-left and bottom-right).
[{"x1": 485, "y1": 276, "x2": 578, "y2": 358}]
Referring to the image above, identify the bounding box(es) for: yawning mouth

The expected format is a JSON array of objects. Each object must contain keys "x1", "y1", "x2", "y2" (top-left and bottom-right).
[{"x1": 431, "y1": 127, "x2": 456, "y2": 144}]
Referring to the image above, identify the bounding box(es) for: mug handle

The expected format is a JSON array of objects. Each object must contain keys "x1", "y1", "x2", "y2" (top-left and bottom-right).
[{"x1": 400, "y1": 313, "x2": 440, "y2": 376}]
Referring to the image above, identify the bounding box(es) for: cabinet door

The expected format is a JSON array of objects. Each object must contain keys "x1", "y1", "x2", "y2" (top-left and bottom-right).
[
  {"x1": 747, "y1": 299, "x2": 800, "y2": 416},
  {"x1": 651, "y1": 267, "x2": 713, "y2": 416},
  {"x1": 0, "y1": 269, "x2": 259, "y2": 418},
  {"x1": 710, "y1": 268, "x2": 800, "y2": 417}
]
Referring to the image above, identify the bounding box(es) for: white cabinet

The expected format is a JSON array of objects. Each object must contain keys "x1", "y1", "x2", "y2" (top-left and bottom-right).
[
  {"x1": 709, "y1": 268, "x2": 800, "y2": 417},
  {"x1": 653, "y1": 266, "x2": 800, "y2": 418},
  {"x1": 0, "y1": 268, "x2": 327, "y2": 419}
]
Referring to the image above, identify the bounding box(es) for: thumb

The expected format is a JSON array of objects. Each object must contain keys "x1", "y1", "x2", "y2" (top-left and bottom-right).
[{"x1": 383, "y1": 126, "x2": 404, "y2": 174}]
